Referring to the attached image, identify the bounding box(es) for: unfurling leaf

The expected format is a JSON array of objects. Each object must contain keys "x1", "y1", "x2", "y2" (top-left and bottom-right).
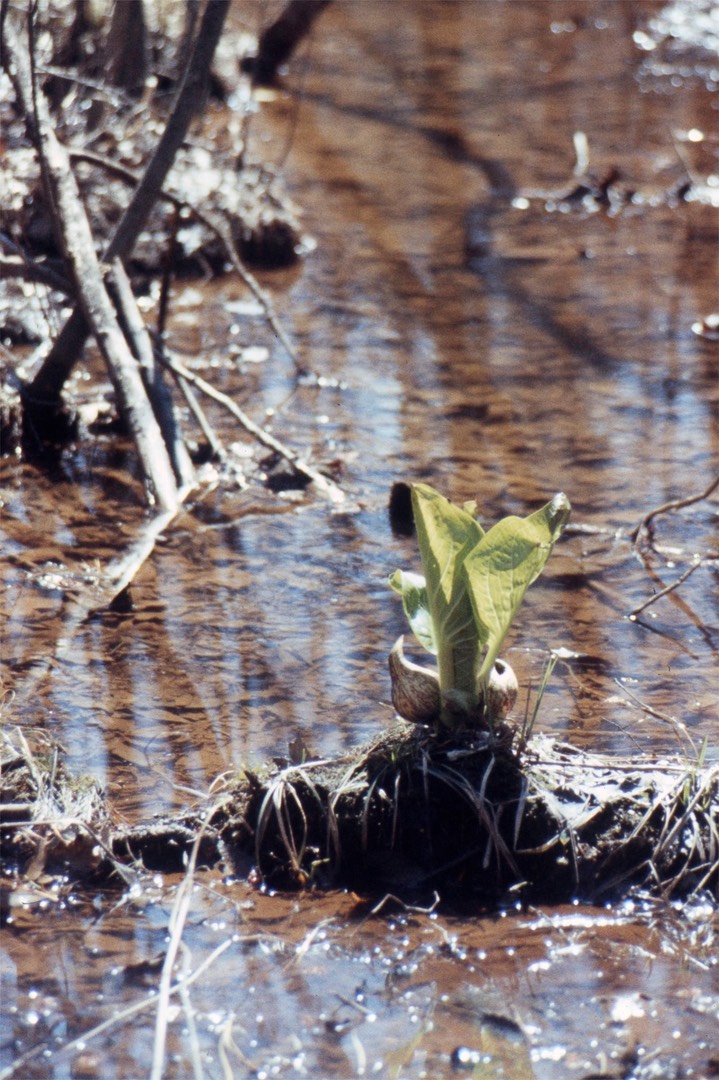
[{"x1": 388, "y1": 570, "x2": 436, "y2": 654}]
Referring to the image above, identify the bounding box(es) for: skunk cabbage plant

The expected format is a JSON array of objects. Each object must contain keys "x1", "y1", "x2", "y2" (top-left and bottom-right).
[{"x1": 389, "y1": 484, "x2": 570, "y2": 729}]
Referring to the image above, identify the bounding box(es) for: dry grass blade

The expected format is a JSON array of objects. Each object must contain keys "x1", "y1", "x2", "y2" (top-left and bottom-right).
[
  {"x1": 150, "y1": 816, "x2": 212, "y2": 1080},
  {"x1": 648, "y1": 765, "x2": 719, "y2": 895},
  {"x1": 0, "y1": 938, "x2": 238, "y2": 1080},
  {"x1": 513, "y1": 775, "x2": 529, "y2": 849},
  {"x1": 361, "y1": 770, "x2": 388, "y2": 852},
  {"x1": 176, "y1": 939, "x2": 205, "y2": 1080},
  {"x1": 255, "y1": 762, "x2": 333, "y2": 878},
  {"x1": 256, "y1": 778, "x2": 286, "y2": 870},
  {"x1": 518, "y1": 651, "x2": 560, "y2": 753},
  {"x1": 217, "y1": 1011, "x2": 256, "y2": 1077},
  {"x1": 0, "y1": 727, "x2": 129, "y2": 881}
]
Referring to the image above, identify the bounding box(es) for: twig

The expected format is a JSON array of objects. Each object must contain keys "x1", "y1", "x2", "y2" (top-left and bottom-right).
[
  {"x1": 630, "y1": 474, "x2": 719, "y2": 545},
  {"x1": 0, "y1": 250, "x2": 72, "y2": 294},
  {"x1": 628, "y1": 557, "x2": 706, "y2": 619},
  {"x1": 159, "y1": 351, "x2": 345, "y2": 503},
  {"x1": 157, "y1": 206, "x2": 180, "y2": 340},
  {"x1": 170, "y1": 366, "x2": 227, "y2": 461},
  {"x1": 613, "y1": 680, "x2": 699, "y2": 758},
  {"x1": 370, "y1": 891, "x2": 440, "y2": 916}
]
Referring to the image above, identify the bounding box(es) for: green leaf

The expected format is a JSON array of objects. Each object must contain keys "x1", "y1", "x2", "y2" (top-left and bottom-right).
[
  {"x1": 388, "y1": 570, "x2": 436, "y2": 654},
  {"x1": 411, "y1": 484, "x2": 485, "y2": 702},
  {"x1": 388, "y1": 485, "x2": 569, "y2": 731},
  {"x1": 462, "y1": 493, "x2": 571, "y2": 686}
]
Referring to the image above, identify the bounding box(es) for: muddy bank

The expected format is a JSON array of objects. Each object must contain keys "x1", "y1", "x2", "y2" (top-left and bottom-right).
[{"x1": 3, "y1": 724, "x2": 717, "y2": 907}]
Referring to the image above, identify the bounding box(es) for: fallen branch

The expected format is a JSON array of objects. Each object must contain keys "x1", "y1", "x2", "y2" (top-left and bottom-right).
[
  {"x1": 630, "y1": 474, "x2": 719, "y2": 545},
  {"x1": 66, "y1": 145, "x2": 304, "y2": 373},
  {"x1": 628, "y1": 557, "x2": 708, "y2": 619},
  {"x1": 104, "y1": 257, "x2": 195, "y2": 489},
  {"x1": 94, "y1": 498, "x2": 193, "y2": 611},
  {"x1": 160, "y1": 351, "x2": 345, "y2": 504},
  {"x1": 4, "y1": 13, "x2": 179, "y2": 510},
  {"x1": 24, "y1": 0, "x2": 230, "y2": 406}
]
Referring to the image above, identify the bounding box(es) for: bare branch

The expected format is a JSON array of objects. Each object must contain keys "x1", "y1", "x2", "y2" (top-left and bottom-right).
[
  {"x1": 628, "y1": 557, "x2": 708, "y2": 619},
  {"x1": 160, "y1": 350, "x2": 345, "y2": 504},
  {"x1": 66, "y1": 146, "x2": 305, "y2": 373},
  {"x1": 3, "y1": 12, "x2": 179, "y2": 510},
  {"x1": 105, "y1": 257, "x2": 195, "y2": 488},
  {"x1": 630, "y1": 474, "x2": 719, "y2": 545},
  {"x1": 25, "y1": 0, "x2": 230, "y2": 404}
]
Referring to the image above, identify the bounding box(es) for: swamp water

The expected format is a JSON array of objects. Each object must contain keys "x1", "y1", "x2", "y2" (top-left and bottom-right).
[{"x1": 2, "y1": 1, "x2": 718, "y2": 1076}]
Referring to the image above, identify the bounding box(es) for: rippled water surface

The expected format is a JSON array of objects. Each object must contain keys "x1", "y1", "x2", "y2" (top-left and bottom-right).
[{"x1": 2, "y1": 1, "x2": 718, "y2": 1077}]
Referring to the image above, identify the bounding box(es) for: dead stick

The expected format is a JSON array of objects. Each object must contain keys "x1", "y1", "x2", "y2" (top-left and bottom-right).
[
  {"x1": 99, "y1": 500, "x2": 190, "y2": 612},
  {"x1": 152, "y1": 209, "x2": 226, "y2": 458},
  {"x1": 105, "y1": 258, "x2": 195, "y2": 488},
  {"x1": 628, "y1": 558, "x2": 706, "y2": 619},
  {"x1": 160, "y1": 351, "x2": 345, "y2": 504},
  {"x1": 249, "y1": 0, "x2": 332, "y2": 86},
  {"x1": 4, "y1": 15, "x2": 179, "y2": 510},
  {"x1": 169, "y1": 368, "x2": 226, "y2": 461},
  {"x1": 25, "y1": 0, "x2": 230, "y2": 404},
  {"x1": 66, "y1": 146, "x2": 303, "y2": 372},
  {"x1": 630, "y1": 474, "x2": 719, "y2": 544}
]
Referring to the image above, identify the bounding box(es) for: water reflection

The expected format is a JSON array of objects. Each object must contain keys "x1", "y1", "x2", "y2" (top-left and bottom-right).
[
  {"x1": 2, "y1": 0, "x2": 716, "y2": 782},
  {"x1": 2, "y1": 883, "x2": 717, "y2": 1079}
]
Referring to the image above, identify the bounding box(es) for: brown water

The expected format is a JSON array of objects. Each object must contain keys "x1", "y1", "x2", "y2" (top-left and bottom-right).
[{"x1": 2, "y1": 2, "x2": 718, "y2": 1077}]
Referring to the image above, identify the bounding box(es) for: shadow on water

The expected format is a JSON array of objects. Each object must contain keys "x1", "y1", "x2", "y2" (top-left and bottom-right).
[{"x1": 1, "y1": 1, "x2": 718, "y2": 1076}]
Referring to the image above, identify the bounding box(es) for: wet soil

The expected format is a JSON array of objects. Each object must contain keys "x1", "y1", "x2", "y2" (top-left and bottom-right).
[{"x1": 2, "y1": 1, "x2": 719, "y2": 1077}]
